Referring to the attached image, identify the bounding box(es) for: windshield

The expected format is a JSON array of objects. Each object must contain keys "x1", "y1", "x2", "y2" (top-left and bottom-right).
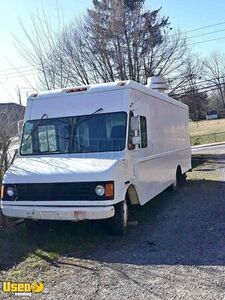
[{"x1": 20, "y1": 112, "x2": 127, "y2": 155}]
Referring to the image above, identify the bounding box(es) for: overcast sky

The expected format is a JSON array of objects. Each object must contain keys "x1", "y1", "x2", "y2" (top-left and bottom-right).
[{"x1": 1, "y1": 0, "x2": 225, "y2": 105}]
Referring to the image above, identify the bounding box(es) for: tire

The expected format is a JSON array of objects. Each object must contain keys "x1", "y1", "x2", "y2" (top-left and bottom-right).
[
  {"x1": 109, "y1": 200, "x2": 128, "y2": 236},
  {"x1": 181, "y1": 173, "x2": 187, "y2": 185},
  {"x1": 24, "y1": 219, "x2": 49, "y2": 232},
  {"x1": 24, "y1": 219, "x2": 39, "y2": 232},
  {"x1": 171, "y1": 167, "x2": 185, "y2": 191}
]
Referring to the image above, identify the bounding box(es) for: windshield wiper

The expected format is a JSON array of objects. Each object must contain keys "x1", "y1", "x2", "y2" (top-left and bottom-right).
[
  {"x1": 77, "y1": 108, "x2": 103, "y2": 125},
  {"x1": 25, "y1": 113, "x2": 48, "y2": 142},
  {"x1": 69, "y1": 108, "x2": 103, "y2": 152}
]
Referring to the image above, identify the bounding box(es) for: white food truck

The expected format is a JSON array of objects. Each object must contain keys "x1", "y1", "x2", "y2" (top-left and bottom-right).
[{"x1": 1, "y1": 78, "x2": 191, "y2": 235}]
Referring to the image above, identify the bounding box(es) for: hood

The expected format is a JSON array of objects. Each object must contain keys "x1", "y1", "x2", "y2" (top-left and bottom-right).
[{"x1": 3, "y1": 156, "x2": 121, "y2": 184}]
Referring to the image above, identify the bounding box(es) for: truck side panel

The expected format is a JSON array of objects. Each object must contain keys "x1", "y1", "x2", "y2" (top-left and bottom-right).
[{"x1": 128, "y1": 89, "x2": 191, "y2": 205}]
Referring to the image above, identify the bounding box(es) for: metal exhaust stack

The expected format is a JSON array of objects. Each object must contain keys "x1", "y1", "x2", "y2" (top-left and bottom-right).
[{"x1": 146, "y1": 76, "x2": 169, "y2": 93}]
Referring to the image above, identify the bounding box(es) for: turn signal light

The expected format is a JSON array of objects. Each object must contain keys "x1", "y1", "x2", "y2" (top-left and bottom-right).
[
  {"x1": 30, "y1": 93, "x2": 38, "y2": 97},
  {"x1": 105, "y1": 183, "x2": 114, "y2": 198},
  {"x1": 117, "y1": 81, "x2": 126, "y2": 86},
  {"x1": 0, "y1": 186, "x2": 4, "y2": 199}
]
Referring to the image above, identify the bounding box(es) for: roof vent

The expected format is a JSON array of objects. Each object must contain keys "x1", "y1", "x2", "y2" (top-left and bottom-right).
[{"x1": 146, "y1": 76, "x2": 169, "y2": 93}]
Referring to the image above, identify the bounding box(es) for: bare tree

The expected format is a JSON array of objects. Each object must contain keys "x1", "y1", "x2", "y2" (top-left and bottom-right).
[
  {"x1": 15, "y1": 0, "x2": 190, "y2": 91},
  {"x1": 0, "y1": 107, "x2": 23, "y2": 185},
  {"x1": 0, "y1": 109, "x2": 18, "y2": 226},
  {"x1": 204, "y1": 52, "x2": 225, "y2": 107},
  {"x1": 14, "y1": 10, "x2": 68, "y2": 90},
  {"x1": 60, "y1": 0, "x2": 190, "y2": 85},
  {"x1": 169, "y1": 56, "x2": 204, "y2": 97},
  {"x1": 167, "y1": 56, "x2": 210, "y2": 121},
  {"x1": 182, "y1": 88, "x2": 208, "y2": 121}
]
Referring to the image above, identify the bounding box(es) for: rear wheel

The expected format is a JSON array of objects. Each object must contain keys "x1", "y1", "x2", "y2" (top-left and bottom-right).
[
  {"x1": 109, "y1": 200, "x2": 128, "y2": 236},
  {"x1": 171, "y1": 167, "x2": 186, "y2": 191}
]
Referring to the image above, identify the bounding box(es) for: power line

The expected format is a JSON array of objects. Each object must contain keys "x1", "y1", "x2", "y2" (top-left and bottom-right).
[
  {"x1": 165, "y1": 22, "x2": 225, "y2": 46},
  {"x1": 170, "y1": 76, "x2": 225, "y2": 91},
  {"x1": 173, "y1": 81, "x2": 225, "y2": 94},
  {"x1": 189, "y1": 36, "x2": 225, "y2": 46},
  {"x1": 0, "y1": 65, "x2": 33, "y2": 73},
  {"x1": 175, "y1": 87, "x2": 220, "y2": 99},
  {"x1": 168, "y1": 21, "x2": 225, "y2": 38},
  {"x1": 180, "y1": 21, "x2": 225, "y2": 35},
  {"x1": 1, "y1": 21, "x2": 225, "y2": 81},
  {"x1": 0, "y1": 21, "x2": 225, "y2": 74},
  {"x1": 0, "y1": 67, "x2": 36, "y2": 77},
  {"x1": 189, "y1": 28, "x2": 225, "y2": 39},
  {"x1": 173, "y1": 82, "x2": 225, "y2": 98},
  {"x1": 0, "y1": 71, "x2": 37, "y2": 81},
  {"x1": 168, "y1": 28, "x2": 225, "y2": 46}
]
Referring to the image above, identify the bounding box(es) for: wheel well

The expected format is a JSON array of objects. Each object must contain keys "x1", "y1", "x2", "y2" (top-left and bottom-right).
[{"x1": 126, "y1": 185, "x2": 140, "y2": 205}]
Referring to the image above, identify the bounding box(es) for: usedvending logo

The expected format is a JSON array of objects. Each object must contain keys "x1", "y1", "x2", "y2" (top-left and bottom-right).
[{"x1": 2, "y1": 281, "x2": 44, "y2": 297}]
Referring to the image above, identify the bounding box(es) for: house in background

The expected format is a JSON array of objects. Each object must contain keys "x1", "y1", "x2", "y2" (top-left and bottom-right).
[
  {"x1": 0, "y1": 103, "x2": 25, "y2": 136},
  {"x1": 0, "y1": 103, "x2": 25, "y2": 161}
]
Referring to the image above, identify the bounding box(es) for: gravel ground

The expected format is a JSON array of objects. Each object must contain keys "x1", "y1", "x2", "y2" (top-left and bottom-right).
[
  {"x1": 2, "y1": 154, "x2": 225, "y2": 299},
  {"x1": 40, "y1": 155, "x2": 225, "y2": 300}
]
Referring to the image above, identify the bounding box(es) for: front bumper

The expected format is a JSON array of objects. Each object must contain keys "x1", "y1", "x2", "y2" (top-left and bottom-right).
[{"x1": 1, "y1": 205, "x2": 115, "y2": 221}]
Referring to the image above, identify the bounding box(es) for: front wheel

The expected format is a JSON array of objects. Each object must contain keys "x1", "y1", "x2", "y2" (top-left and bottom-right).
[
  {"x1": 24, "y1": 219, "x2": 50, "y2": 232},
  {"x1": 109, "y1": 200, "x2": 128, "y2": 236}
]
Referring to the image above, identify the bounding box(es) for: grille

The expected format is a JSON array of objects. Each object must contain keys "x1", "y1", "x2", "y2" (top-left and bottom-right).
[{"x1": 3, "y1": 182, "x2": 114, "y2": 201}]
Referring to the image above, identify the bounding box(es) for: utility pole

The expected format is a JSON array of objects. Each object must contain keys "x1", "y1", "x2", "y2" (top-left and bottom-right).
[{"x1": 16, "y1": 85, "x2": 22, "y2": 106}]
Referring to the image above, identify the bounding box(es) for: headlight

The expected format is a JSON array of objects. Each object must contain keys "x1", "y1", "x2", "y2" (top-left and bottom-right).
[
  {"x1": 95, "y1": 185, "x2": 105, "y2": 197},
  {"x1": 6, "y1": 187, "x2": 15, "y2": 197}
]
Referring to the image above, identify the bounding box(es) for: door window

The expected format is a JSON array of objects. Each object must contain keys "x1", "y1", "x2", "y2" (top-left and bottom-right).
[
  {"x1": 128, "y1": 111, "x2": 135, "y2": 150},
  {"x1": 128, "y1": 113, "x2": 148, "y2": 150},
  {"x1": 140, "y1": 116, "x2": 148, "y2": 148}
]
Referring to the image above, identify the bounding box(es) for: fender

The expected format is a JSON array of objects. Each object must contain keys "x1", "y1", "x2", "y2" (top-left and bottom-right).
[{"x1": 125, "y1": 184, "x2": 140, "y2": 205}]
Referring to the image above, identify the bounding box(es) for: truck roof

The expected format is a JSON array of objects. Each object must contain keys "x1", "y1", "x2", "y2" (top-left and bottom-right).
[{"x1": 28, "y1": 80, "x2": 188, "y2": 110}]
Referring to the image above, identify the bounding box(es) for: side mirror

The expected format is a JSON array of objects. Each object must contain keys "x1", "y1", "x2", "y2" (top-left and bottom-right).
[
  {"x1": 130, "y1": 116, "x2": 140, "y2": 131},
  {"x1": 132, "y1": 136, "x2": 141, "y2": 146}
]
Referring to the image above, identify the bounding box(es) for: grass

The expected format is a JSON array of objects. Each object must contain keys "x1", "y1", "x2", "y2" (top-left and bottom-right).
[
  {"x1": 189, "y1": 118, "x2": 225, "y2": 145},
  {"x1": 189, "y1": 118, "x2": 225, "y2": 136},
  {"x1": 190, "y1": 132, "x2": 225, "y2": 145},
  {"x1": 0, "y1": 221, "x2": 109, "y2": 282}
]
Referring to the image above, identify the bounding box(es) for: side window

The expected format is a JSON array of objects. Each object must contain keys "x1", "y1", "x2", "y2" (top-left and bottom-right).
[
  {"x1": 140, "y1": 116, "x2": 147, "y2": 148},
  {"x1": 128, "y1": 111, "x2": 135, "y2": 150},
  {"x1": 21, "y1": 122, "x2": 33, "y2": 154}
]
